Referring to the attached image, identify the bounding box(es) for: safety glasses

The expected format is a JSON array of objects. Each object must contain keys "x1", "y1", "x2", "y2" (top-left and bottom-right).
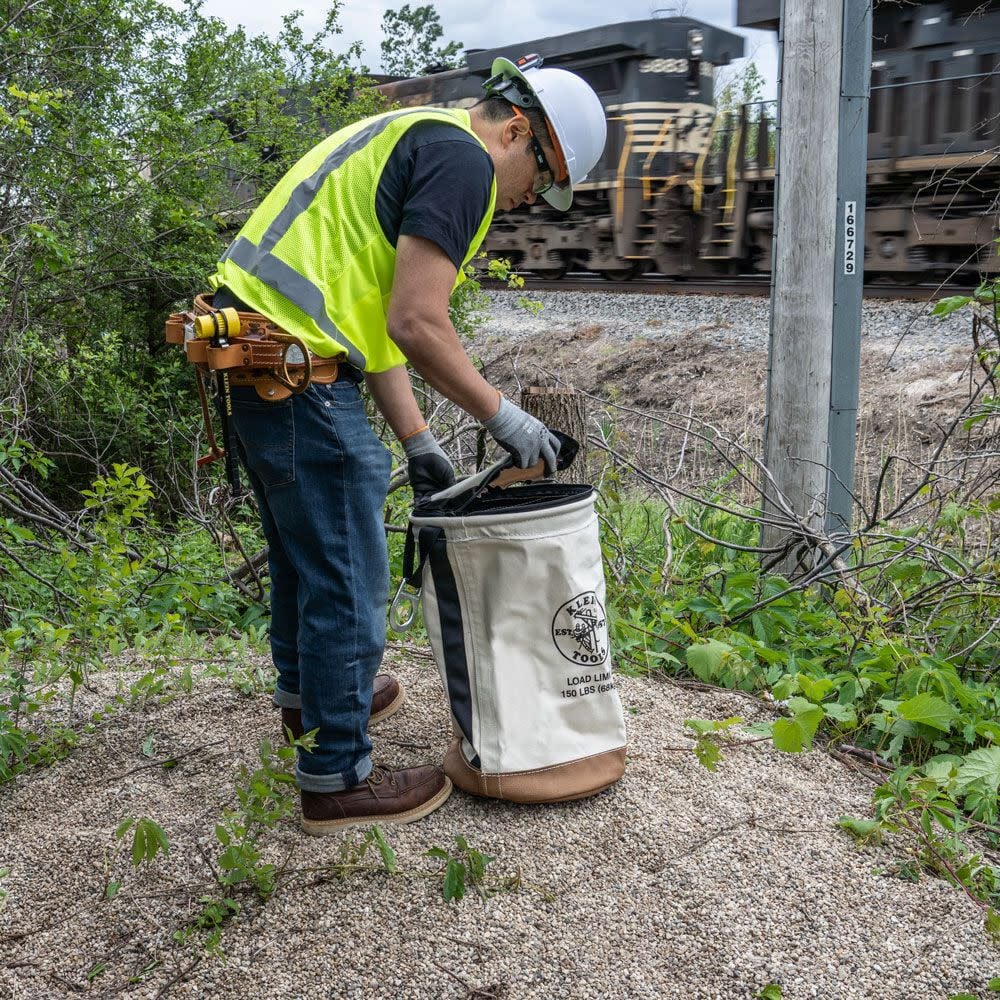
[
  {"x1": 527, "y1": 133, "x2": 556, "y2": 195},
  {"x1": 511, "y1": 107, "x2": 558, "y2": 195}
]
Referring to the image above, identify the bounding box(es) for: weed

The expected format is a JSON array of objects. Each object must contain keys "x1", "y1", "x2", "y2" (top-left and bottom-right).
[
  {"x1": 115, "y1": 816, "x2": 170, "y2": 866},
  {"x1": 425, "y1": 835, "x2": 521, "y2": 903},
  {"x1": 211, "y1": 733, "x2": 312, "y2": 899}
]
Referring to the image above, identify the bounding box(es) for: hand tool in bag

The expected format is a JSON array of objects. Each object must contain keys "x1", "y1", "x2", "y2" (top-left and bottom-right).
[
  {"x1": 388, "y1": 430, "x2": 579, "y2": 632},
  {"x1": 490, "y1": 429, "x2": 579, "y2": 488}
]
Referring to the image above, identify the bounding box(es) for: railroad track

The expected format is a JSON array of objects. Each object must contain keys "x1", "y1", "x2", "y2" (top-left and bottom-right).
[{"x1": 510, "y1": 273, "x2": 975, "y2": 301}]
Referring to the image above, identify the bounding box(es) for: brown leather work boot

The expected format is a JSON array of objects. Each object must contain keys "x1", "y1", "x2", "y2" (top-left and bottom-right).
[
  {"x1": 300, "y1": 764, "x2": 452, "y2": 834},
  {"x1": 280, "y1": 673, "x2": 405, "y2": 742}
]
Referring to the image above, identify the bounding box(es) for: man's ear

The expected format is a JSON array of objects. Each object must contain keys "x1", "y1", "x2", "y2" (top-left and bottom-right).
[{"x1": 502, "y1": 112, "x2": 531, "y2": 147}]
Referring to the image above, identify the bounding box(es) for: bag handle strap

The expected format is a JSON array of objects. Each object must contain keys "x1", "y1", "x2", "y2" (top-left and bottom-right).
[
  {"x1": 402, "y1": 524, "x2": 443, "y2": 588},
  {"x1": 391, "y1": 525, "x2": 443, "y2": 634}
]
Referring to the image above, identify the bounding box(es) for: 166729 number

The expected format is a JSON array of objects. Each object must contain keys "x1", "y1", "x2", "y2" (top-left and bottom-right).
[{"x1": 844, "y1": 201, "x2": 858, "y2": 276}]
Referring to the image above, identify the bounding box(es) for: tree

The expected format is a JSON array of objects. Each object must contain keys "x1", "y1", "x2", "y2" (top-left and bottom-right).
[
  {"x1": 379, "y1": 4, "x2": 464, "y2": 78},
  {"x1": 714, "y1": 59, "x2": 766, "y2": 117},
  {"x1": 0, "y1": 0, "x2": 385, "y2": 501},
  {"x1": 712, "y1": 60, "x2": 770, "y2": 162}
]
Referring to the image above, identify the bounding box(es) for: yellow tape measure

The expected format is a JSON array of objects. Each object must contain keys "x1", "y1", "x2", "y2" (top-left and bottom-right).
[{"x1": 193, "y1": 307, "x2": 242, "y2": 340}]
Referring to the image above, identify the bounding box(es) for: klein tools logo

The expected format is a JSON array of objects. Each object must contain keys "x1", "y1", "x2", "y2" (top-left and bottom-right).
[{"x1": 551, "y1": 591, "x2": 609, "y2": 666}]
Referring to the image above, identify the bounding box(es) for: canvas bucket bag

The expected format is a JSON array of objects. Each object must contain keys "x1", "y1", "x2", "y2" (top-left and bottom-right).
[{"x1": 393, "y1": 452, "x2": 627, "y2": 803}]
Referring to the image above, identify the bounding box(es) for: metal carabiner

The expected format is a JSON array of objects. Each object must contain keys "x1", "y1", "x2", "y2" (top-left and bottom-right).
[{"x1": 388, "y1": 578, "x2": 422, "y2": 633}]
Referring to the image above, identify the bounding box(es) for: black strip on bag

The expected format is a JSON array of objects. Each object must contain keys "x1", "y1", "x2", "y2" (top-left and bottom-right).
[
  {"x1": 402, "y1": 523, "x2": 419, "y2": 587},
  {"x1": 421, "y1": 526, "x2": 480, "y2": 769}
]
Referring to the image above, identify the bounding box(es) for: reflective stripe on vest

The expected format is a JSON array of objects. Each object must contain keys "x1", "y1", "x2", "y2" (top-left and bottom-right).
[
  {"x1": 212, "y1": 108, "x2": 496, "y2": 372},
  {"x1": 222, "y1": 235, "x2": 365, "y2": 368}
]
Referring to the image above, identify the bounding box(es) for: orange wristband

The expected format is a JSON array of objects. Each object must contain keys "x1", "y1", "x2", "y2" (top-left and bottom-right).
[{"x1": 398, "y1": 424, "x2": 429, "y2": 444}]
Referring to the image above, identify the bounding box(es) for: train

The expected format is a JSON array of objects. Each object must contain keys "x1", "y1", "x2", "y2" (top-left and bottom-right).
[{"x1": 377, "y1": 3, "x2": 1000, "y2": 281}]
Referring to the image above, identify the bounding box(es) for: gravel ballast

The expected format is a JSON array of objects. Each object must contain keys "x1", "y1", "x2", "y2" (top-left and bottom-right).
[
  {"x1": 479, "y1": 289, "x2": 974, "y2": 365},
  {"x1": 0, "y1": 652, "x2": 996, "y2": 999}
]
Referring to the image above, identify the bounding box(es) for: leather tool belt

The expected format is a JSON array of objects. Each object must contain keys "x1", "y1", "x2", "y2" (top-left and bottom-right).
[{"x1": 164, "y1": 293, "x2": 344, "y2": 401}]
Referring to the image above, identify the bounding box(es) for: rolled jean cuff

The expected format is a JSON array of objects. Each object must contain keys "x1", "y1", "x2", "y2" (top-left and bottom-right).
[
  {"x1": 296, "y1": 754, "x2": 372, "y2": 793},
  {"x1": 272, "y1": 687, "x2": 301, "y2": 709}
]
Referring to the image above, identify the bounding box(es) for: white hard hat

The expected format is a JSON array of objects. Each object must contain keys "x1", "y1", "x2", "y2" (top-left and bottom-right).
[{"x1": 484, "y1": 55, "x2": 607, "y2": 211}]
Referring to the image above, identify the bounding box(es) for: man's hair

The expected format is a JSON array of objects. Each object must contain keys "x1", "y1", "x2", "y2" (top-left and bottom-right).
[{"x1": 473, "y1": 95, "x2": 552, "y2": 157}]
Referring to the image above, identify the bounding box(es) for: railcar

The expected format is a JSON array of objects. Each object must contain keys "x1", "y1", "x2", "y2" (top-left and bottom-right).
[
  {"x1": 380, "y1": 4, "x2": 1000, "y2": 281},
  {"x1": 733, "y1": 0, "x2": 1000, "y2": 279}
]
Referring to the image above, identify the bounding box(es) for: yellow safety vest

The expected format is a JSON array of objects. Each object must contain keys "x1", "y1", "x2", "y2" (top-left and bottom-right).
[{"x1": 209, "y1": 107, "x2": 497, "y2": 372}]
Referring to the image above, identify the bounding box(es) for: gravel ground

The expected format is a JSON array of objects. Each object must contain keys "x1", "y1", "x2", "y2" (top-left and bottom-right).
[
  {"x1": 479, "y1": 289, "x2": 974, "y2": 365},
  {"x1": 1, "y1": 651, "x2": 996, "y2": 1000}
]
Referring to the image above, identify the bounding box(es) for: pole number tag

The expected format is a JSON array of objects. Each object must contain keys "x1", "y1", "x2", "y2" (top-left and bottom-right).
[{"x1": 844, "y1": 201, "x2": 858, "y2": 276}]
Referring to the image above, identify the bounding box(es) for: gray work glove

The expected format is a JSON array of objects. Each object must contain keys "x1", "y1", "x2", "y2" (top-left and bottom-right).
[
  {"x1": 403, "y1": 429, "x2": 455, "y2": 498},
  {"x1": 483, "y1": 396, "x2": 561, "y2": 474}
]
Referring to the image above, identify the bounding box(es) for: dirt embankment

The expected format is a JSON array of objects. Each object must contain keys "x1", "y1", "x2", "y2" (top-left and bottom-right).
[{"x1": 474, "y1": 298, "x2": 979, "y2": 508}]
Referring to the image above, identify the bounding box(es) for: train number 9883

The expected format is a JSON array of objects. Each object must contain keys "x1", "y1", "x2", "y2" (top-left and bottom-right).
[
  {"x1": 639, "y1": 58, "x2": 714, "y2": 77},
  {"x1": 639, "y1": 58, "x2": 688, "y2": 74}
]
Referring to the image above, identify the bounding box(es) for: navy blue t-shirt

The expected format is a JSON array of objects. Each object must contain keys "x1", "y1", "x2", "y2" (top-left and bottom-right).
[{"x1": 375, "y1": 120, "x2": 494, "y2": 269}]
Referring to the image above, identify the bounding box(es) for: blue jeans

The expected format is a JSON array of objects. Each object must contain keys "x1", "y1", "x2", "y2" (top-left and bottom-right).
[{"x1": 230, "y1": 376, "x2": 392, "y2": 792}]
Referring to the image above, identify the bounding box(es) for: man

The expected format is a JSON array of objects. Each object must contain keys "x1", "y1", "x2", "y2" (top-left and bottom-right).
[{"x1": 208, "y1": 55, "x2": 607, "y2": 834}]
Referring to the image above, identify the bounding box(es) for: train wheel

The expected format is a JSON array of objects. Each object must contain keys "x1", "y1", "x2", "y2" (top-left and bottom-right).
[{"x1": 600, "y1": 263, "x2": 639, "y2": 281}]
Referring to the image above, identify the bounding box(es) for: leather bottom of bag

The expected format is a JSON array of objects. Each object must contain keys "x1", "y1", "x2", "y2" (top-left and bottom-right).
[{"x1": 443, "y1": 739, "x2": 626, "y2": 803}]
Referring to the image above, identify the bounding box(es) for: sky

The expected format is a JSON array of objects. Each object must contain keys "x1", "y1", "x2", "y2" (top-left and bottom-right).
[{"x1": 165, "y1": 0, "x2": 779, "y2": 97}]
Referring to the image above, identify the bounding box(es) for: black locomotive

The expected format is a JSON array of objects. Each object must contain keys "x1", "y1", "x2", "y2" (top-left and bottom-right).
[
  {"x1": 378, "y1": 4, "x2": 1000, "y2": 280},
  {"x1": 378, "y1": 17, "x2": 746, "y2": 278}
]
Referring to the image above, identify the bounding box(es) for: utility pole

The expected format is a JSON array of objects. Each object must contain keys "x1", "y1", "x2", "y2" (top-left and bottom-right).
[{"x1": 762, "y1": 0, "x2": 872, "y2": 570}]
